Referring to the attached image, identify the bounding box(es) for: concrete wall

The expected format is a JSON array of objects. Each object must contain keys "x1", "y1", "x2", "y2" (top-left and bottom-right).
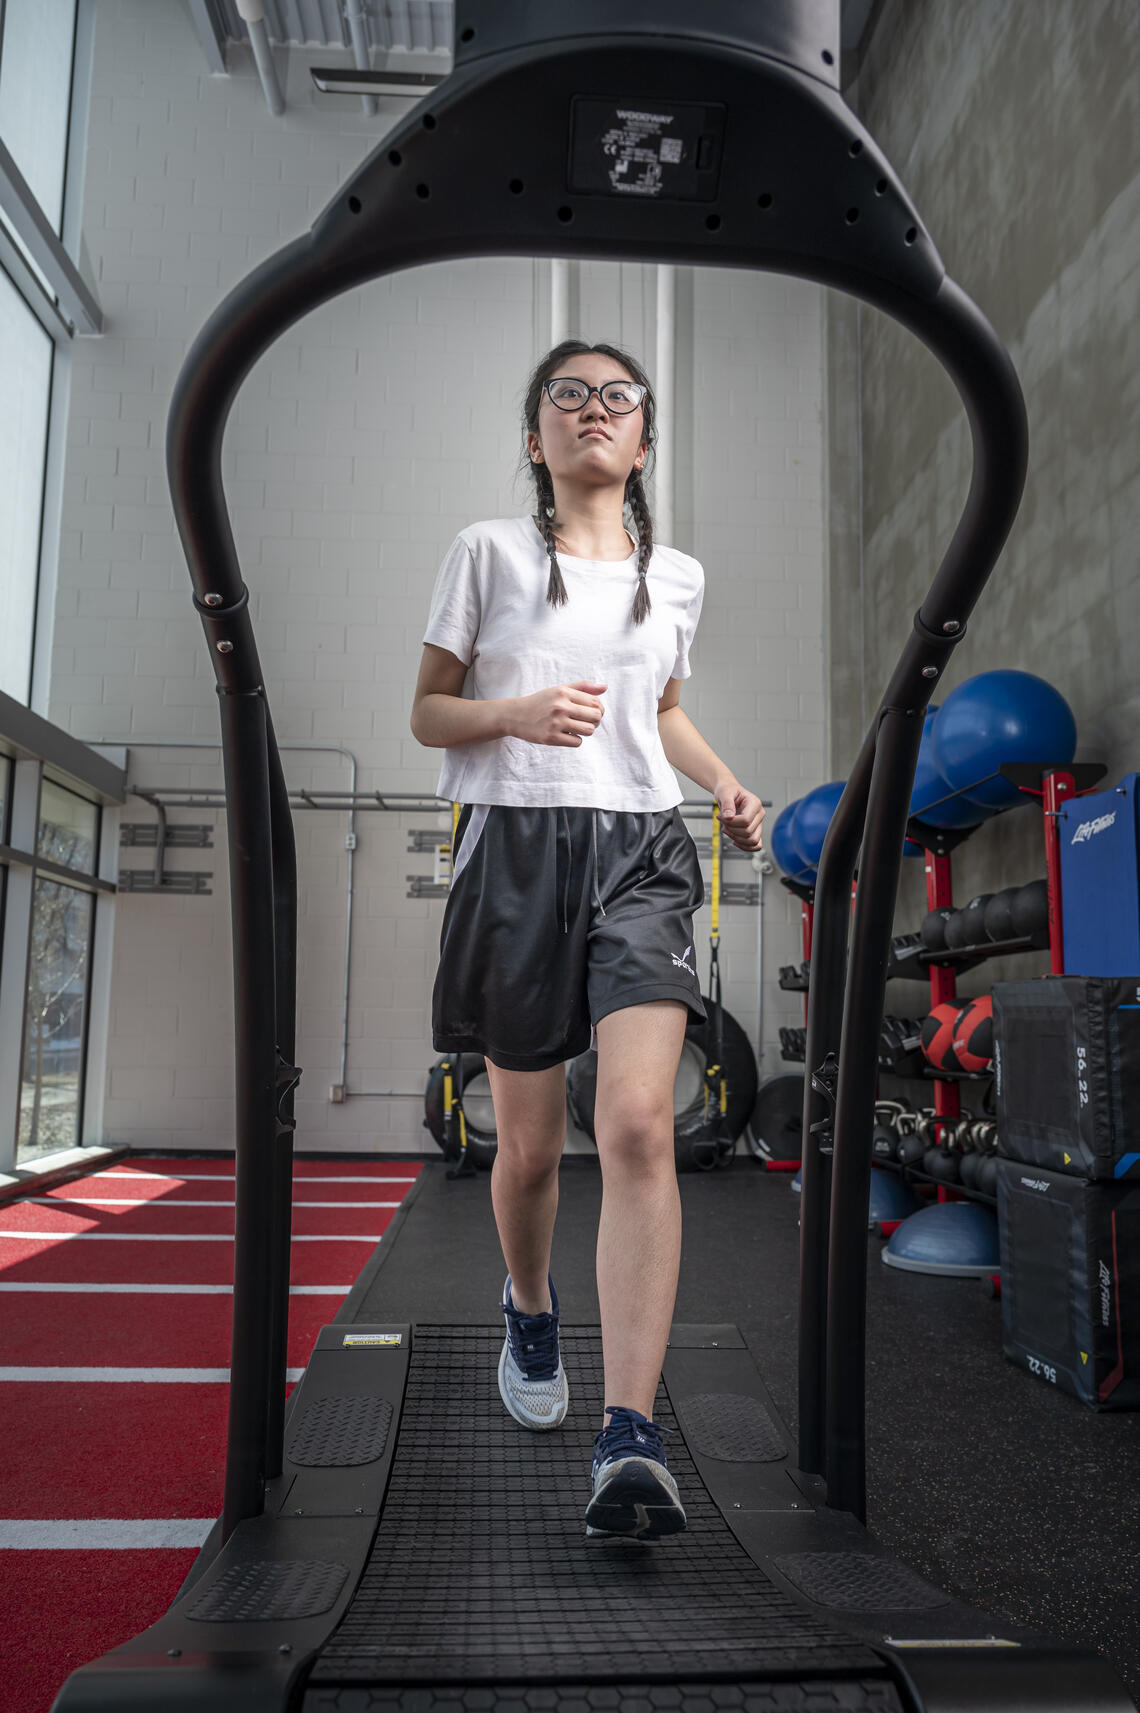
[
  {"x1": 54, "y1": 0, "x2": 826, "y2": 1153},
  {"x1": 826, "y1": 0, "x2": 1140, "y2": 999}
]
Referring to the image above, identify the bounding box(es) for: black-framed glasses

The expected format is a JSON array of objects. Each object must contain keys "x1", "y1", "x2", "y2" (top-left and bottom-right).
[{"x1": 543, "y1": 376, "x2": 648, "y2": 414}]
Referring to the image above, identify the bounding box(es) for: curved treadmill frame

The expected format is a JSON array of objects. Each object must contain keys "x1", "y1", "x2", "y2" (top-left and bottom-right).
[{"x1": 53, "y1": 4, "x2": 1134, "y2": 1711}]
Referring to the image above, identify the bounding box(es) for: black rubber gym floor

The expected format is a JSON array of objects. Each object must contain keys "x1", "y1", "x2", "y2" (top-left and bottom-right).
[{"x1": 347, "y1": 1157, "x2": 1140, "y2": 1702}]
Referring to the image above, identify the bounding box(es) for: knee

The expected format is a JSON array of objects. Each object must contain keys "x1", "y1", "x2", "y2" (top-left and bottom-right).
[
  {"x1": 493, "y1": 1127, "x2": 562, "y2": 1189},
  {"x1": 595, "y1": 1096, "x2": 675, "y2": 1178}
]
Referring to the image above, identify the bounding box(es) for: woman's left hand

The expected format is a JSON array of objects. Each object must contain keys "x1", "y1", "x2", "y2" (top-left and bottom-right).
[{"x1": 715, "y1": 782, "x2": 766, "y2": 851}]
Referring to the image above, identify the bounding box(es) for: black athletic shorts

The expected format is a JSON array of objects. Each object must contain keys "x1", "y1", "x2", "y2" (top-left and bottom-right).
[{"x1": 432, "y1": 805, "x2": 707, "y2": 1072}]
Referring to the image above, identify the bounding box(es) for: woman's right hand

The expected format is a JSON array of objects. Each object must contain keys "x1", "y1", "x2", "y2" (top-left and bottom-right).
[{"x1": 508, "y1": 682, "x2": 607, "y2": 747}]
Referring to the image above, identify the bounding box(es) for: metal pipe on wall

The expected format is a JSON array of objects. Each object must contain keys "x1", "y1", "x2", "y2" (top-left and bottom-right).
[
  {"x1": 654, "y1": 263, "x2": 675, "y2": 546},
  {"x1": 343, "y1": 0, "x2": 379, "y2": 117},
  {"x1": 551, "y1": 258, "x2": 570, "y2": 346},
  {"x1": 236, "y1": 0, "x2": 285, "y2": 116}
]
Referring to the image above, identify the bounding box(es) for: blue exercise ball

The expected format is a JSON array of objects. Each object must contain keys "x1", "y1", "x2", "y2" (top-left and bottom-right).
[
  {"x1": 910, "y1": 705, "x2": 988, "y2": 830},
  {"x1": 769, "y1": 802, "x2": 804, "y2": 878},
  {"x1": 791, "y1": 781, "x2": 846, "y2": 869},
  {"x1": 930, "y1": 671, "x2": 1077, "y2": 810}
]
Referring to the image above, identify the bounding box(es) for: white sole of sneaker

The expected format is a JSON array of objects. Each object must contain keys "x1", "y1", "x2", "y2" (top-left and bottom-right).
[
  {"x1": 497, "y1": 1338, "x2": 569, "y2": 1431},
  {"x1": 584, "y1": 1455, "x2": 687, "y2": 1539}
]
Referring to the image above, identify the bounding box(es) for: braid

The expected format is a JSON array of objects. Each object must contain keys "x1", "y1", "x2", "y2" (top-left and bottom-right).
[
  {"x1": 626, "y1": 469, "x2": 653, "y2": 625},
  {"x1": 533, "y1": 463, "x2": 568, "y2": 609}
]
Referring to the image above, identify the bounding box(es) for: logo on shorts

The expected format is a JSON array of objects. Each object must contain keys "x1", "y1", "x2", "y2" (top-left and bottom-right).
[{"x1": 671, "y1": 943, "x2": 695, "y2": 975}]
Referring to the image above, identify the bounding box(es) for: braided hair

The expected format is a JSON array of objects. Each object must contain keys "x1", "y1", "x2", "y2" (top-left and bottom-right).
[{"x1": 520, "y1": 340, "x2": 657, "y2": 625}]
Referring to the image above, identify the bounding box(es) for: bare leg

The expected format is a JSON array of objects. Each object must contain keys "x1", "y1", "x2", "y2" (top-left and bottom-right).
[
  {"x1": 592, "y1": 1001, "x2": 688, "y2": 1426},
  {"x1": 484, "y1": 1059, "x2": 567, "y2": 1314}
]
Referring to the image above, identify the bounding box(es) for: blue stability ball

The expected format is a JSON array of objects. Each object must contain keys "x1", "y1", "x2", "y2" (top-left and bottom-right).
[
  {"x1": 910, "y1": 705, "x2": 989, "y2": 830},
  {"x1": 867, "y1": 1168, "x2": 921, "y2": 1227},
  {"x1": 794, "y1": 1168, "x2": 920, "y2": 1232},
  {"x1": 882, "y1": 1201, "x2": 1000, "y2": 1277},
  {"x1": 791, "y1": 781, "x2": 847, "y2": 869},
  {"x1": 769, "y1": 801, "x2": 804, "y2": 878},
  {"x1": 931, "y1": 671, "x2": 1078, "y2": 811}
]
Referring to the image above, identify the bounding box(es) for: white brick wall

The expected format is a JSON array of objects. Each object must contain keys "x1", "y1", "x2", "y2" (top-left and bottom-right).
[{"x1": 52, "y1": 0, "x2": 824, "y2": 1152}]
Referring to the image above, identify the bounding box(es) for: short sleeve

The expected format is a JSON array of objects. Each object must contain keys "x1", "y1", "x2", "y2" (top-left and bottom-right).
[
  {"x1": 672, "y1": 567, "x2": 705, "y2": 680},
  {"x1": 422, "y1": 534, "x2": 481, "y2": 666}
]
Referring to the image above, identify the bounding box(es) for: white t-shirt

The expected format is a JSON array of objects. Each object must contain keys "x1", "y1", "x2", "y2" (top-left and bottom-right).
[{"x1": 422, "y1": 515, "x2": 705, "y2": 811}]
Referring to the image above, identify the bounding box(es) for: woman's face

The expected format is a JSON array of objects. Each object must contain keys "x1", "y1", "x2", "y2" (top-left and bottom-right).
[{"x1": 528, "y1": 352, "x2": 648, "y2": 491}]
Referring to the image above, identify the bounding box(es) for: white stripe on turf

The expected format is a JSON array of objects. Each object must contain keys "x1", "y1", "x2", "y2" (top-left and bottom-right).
[
  {"x1": 0, "y1": 1519, "x2": 215, "y2": 1549},
  {"x1": 0, "y1": 1366, "x2": 304, "y2": 1382},
  {"x1": 0, "y1": 1231, "x2": 381, "y2": 1242},
  {"x1": 0, "y1": 1282, "x2": 350, "y2": 1293},
  {"x1": 29, "y1": 1198, "x2": 402, "y2": 1209},
  {"x1": 99, "y1": 1172, "x2": 417, "y2": 1183}
]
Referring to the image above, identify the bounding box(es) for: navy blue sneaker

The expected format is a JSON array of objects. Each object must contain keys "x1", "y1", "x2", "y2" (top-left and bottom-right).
[
  {"x1": 498, "y1": 1275, "x2": 569, "y2": 1430},
  {"x1": 584, "y1": 1405, "x2": 686, "y2": 1539}
]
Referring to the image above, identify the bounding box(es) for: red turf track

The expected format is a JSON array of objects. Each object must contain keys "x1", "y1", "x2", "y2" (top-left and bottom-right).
[{"x1": 0, "y1": 1155, "x2": 420, "y2": 1713}]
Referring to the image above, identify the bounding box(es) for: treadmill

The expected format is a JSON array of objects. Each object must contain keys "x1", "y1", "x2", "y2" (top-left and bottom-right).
[{"x1": 53, "y1": 4, "x2": 1137, "y2": 1709}]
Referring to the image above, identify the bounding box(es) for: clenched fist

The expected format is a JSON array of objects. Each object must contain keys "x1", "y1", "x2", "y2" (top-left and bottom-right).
[{"x1": 508, "y1": 681, "x2": 607, "y2": 748}]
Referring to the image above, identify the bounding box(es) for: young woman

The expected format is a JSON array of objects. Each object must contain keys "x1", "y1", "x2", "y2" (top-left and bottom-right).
[{"x1": 410, "y1": 339, "x2": 765, "y2": 1539}]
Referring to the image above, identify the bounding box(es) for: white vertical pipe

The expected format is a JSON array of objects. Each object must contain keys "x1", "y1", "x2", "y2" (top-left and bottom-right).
[
  {"x1": 654, "y1": 263, "x2": 676, "y2": 545},
  {"x1": 236, "y1": 0, "x2": 285, "y2": 116},
  {"x1": 550, "y1": 259, "x2": 570, "y2": 347},
  {"x1": 344, "y1": 0, "x2": 379, "y2": 117}
]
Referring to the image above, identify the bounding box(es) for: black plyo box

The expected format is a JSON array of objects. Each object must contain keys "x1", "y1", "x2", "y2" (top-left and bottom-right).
[
  {"x1": 997, "y1": 1159, "x2": 1140, "y2": 1410},
  {"x1": 992, "y1": 976, "x2": 1140, "y2": 1180}
]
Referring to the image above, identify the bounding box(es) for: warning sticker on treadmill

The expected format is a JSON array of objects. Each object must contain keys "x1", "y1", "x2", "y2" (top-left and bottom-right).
[
  {"x1": 569, "y1": 98, "x2": 725, "y2": 203},
  {"x1": 342, "y1": 1332, "x2": 403, "y2": 1347}
]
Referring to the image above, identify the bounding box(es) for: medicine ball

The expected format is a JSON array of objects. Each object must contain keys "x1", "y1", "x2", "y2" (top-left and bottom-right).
[
  {"x1": 959, "y1": 894, "x2": 993, "y2": 948},
  {"x1": 983, "y1": 886, "x2": 1018, "y2": 943},
  {"x1": 1010, "y1": 877, "x2": 1051, "y2": 949},
  {"x1": 952, "y1": 995, "x2": 994, "y2": 1074},
  {"x1": 921, "y1": 907, "x2": 956, "y2": 952},
  {"x1": 930, "y1": 670, "x2": 1077, "y2": 810},
  {"x1": 943, "y1": 909, "x2": 970, "y2": 951},
  {"x1": 920, "y1": 1002, "x2": 964, "y2": 1072}
]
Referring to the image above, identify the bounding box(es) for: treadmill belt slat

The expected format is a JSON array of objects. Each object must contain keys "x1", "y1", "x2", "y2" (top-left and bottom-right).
[{"x1": 307, "y1": 1329, "x2": 893, "y2": 1695}]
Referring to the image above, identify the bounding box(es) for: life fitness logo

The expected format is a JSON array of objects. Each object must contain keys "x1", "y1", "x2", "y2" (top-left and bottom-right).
[{"x1": 1071, "y1": 811, "x2": 1116, "y2": 845}]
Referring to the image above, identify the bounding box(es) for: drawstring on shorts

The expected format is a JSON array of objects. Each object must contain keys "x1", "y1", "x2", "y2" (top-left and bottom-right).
[{"x1": 591, "y1": 809, "x2": 607, "y2": 919}]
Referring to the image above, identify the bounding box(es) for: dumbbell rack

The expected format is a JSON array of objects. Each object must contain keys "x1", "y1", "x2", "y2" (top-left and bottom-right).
[{"x1": 778, "y1": 763, "x2": 1108, "y2": 1205}]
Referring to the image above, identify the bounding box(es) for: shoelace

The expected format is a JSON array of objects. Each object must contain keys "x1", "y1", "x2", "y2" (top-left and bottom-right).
[
  {"x1": 594, "y1": 1405, "x2": 674, "y2": 1469},
  {"x1": 502, "y1": 1297, "x2": 560, "y2": 1381}
]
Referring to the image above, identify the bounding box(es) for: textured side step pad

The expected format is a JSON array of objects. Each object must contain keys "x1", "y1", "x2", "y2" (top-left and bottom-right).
[
  {"x1": 188, "y1": 1559, "x2": 349, "y2": 1623},
  {"x1": 773, "y1": 1552, "x2": 953, "y2": 1612},
  {"x1": 288, "y1": 1395, "x2": 394, "y2": 1467},
  {"x1": 677, "y1": 1391, "x2": 787, "y2": 1461}
]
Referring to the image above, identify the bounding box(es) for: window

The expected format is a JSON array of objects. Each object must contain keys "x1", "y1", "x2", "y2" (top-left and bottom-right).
[
  {"x1": 0, "y1": 270, "x2": 52, "y2": 702},
  {"x1": 0, "y1": 0, "x2": 79, "y2": 244},
  {"x1": 38, "y1": 777, "x2": 98, "y2": 874},
  {"x1": 18, "y1": 875, "x2": 93, "y2": 1159}
]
